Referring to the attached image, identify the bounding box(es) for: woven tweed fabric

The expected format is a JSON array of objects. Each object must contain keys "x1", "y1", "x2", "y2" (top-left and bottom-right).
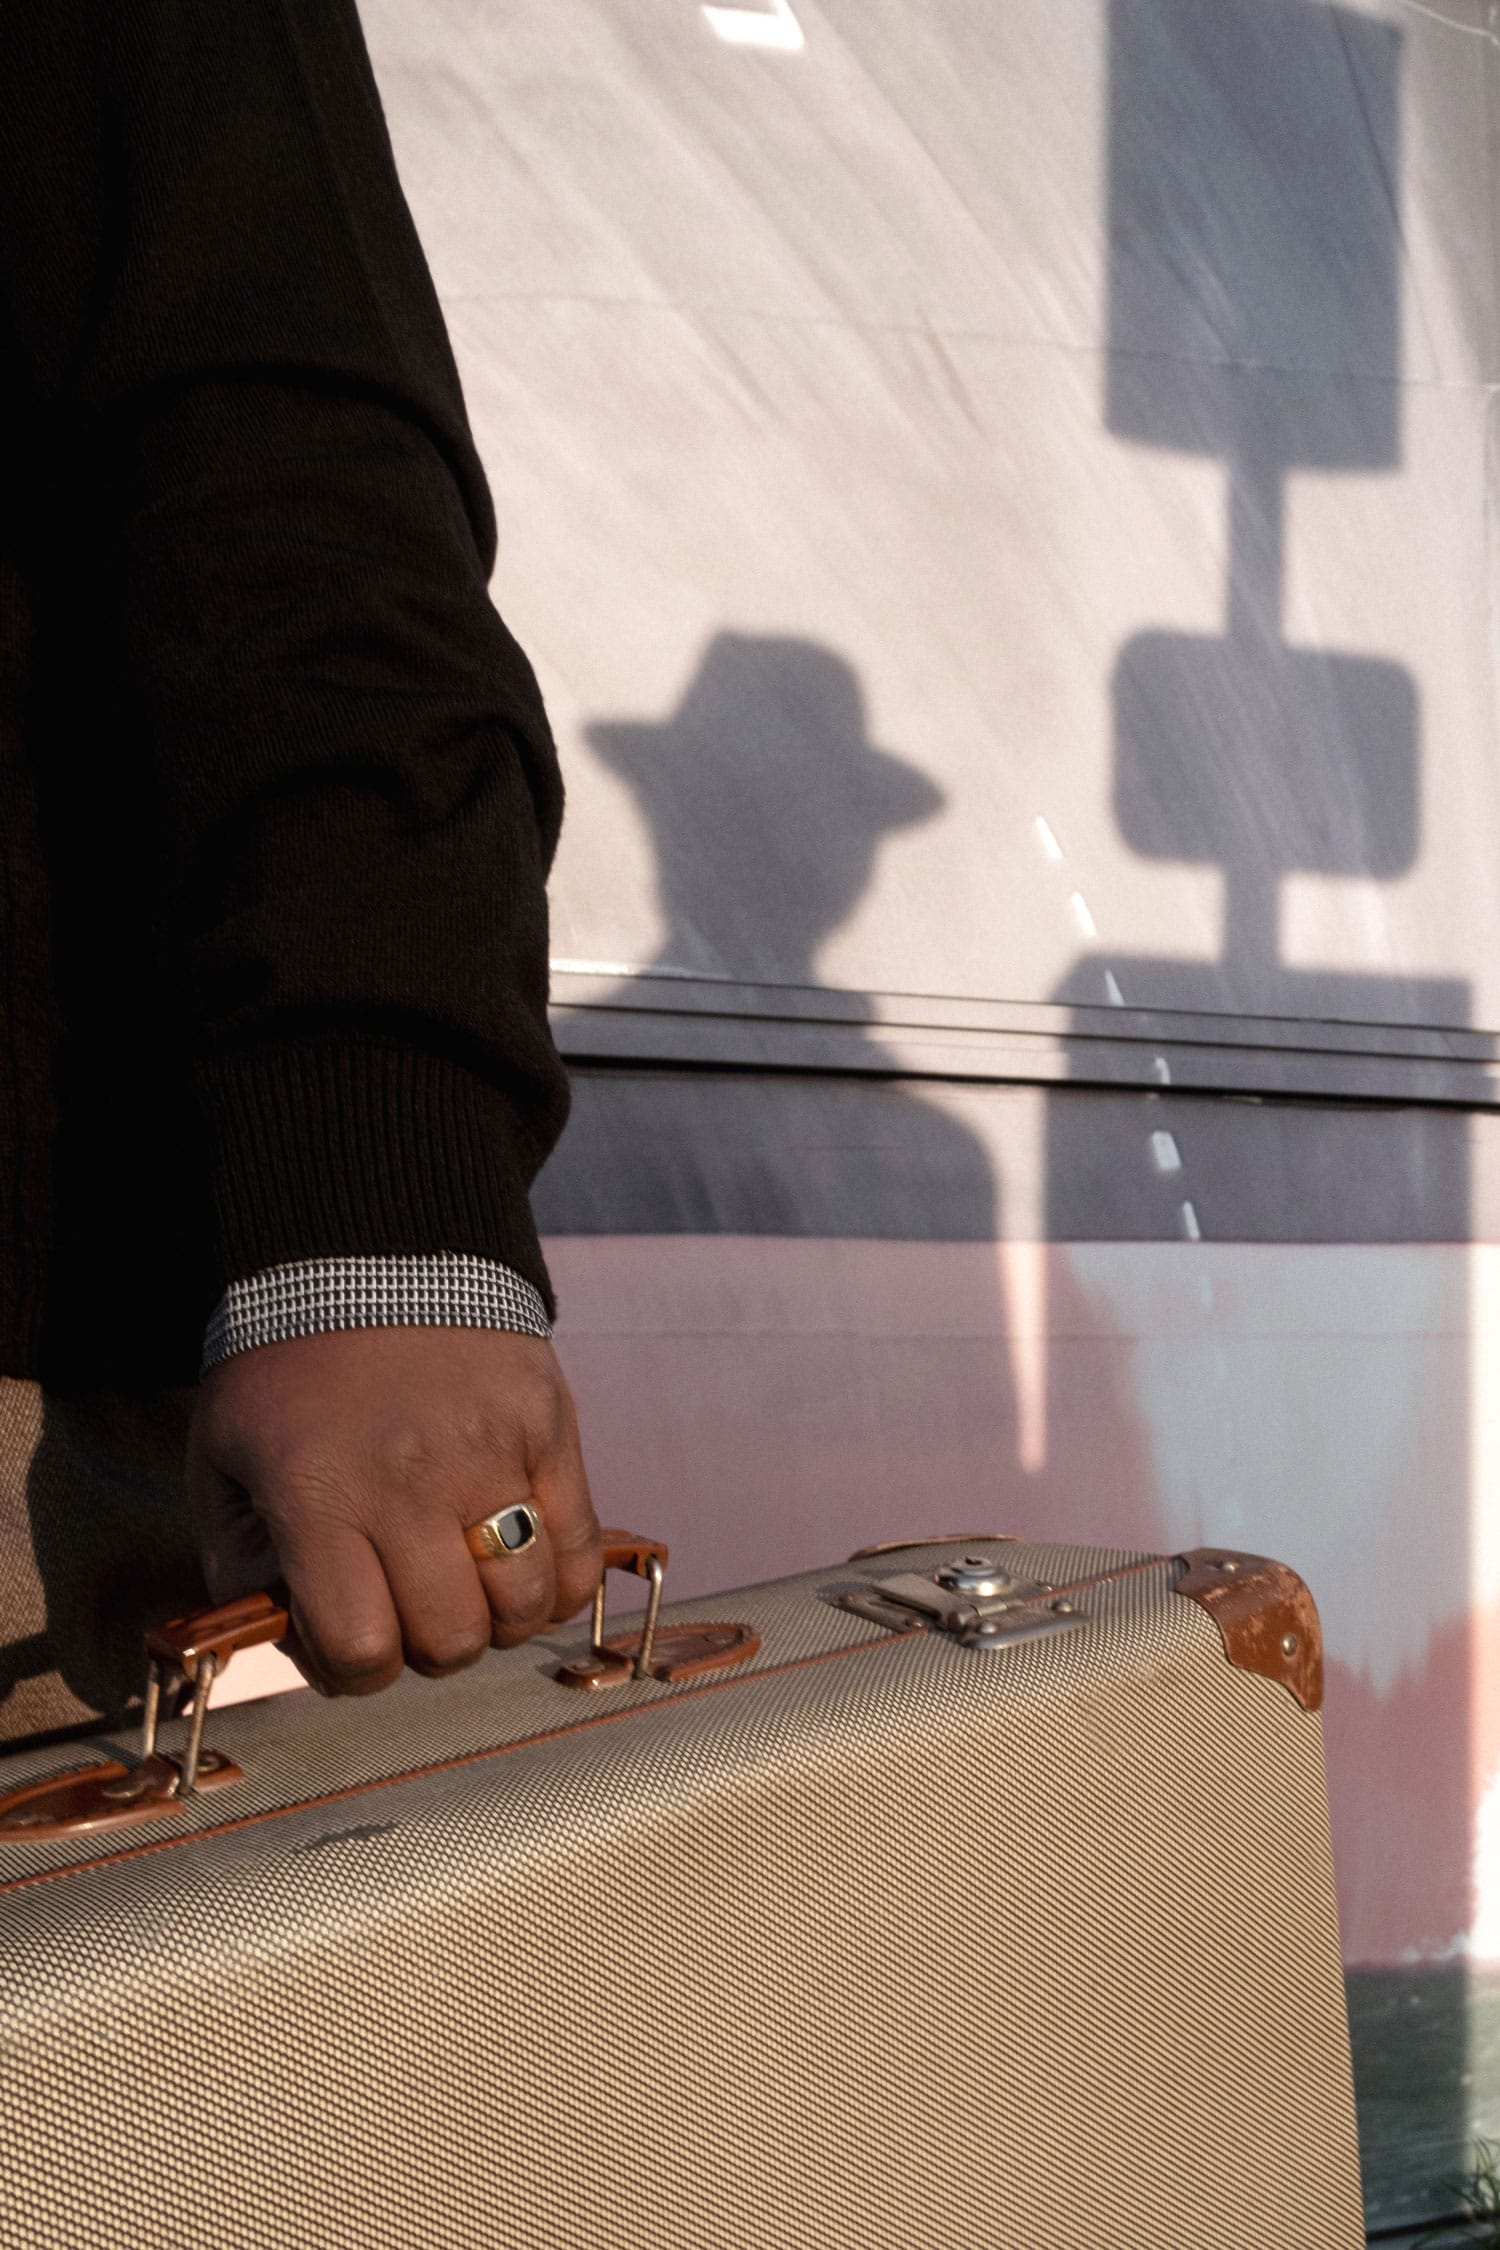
[
  {"x1": 0, "y1": 1542, "x2": 1363, "y2": 2247},
  {"x1": 201, "y1": 1253, "x2": 552, "y2": 1371}
]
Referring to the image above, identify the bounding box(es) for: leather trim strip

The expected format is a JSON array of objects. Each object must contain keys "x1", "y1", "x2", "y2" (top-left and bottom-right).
[{"x1": 0, "y1": 1555, "x2": 1169, "y2": 1897}]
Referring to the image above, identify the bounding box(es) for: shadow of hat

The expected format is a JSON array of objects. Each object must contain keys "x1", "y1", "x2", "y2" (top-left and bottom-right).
[
  {"x1": 586, "y1": 634, "x2": 941, "y2": 978},
  {"x1": 584, "y1": 625, "x2": 940, "y2": 846}
]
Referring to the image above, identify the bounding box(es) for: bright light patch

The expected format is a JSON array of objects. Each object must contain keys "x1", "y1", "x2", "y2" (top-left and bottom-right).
[
  {"x1": 703, "y1": 0, "x2": 805, "y2": 50},
  {"x1": 1150, "y1": 1130, "x2": 1183, "y2": 1175}
]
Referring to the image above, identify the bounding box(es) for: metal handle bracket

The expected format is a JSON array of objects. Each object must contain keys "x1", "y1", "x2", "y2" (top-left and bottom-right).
[
  {"x1": 0, "y1": 1591, "x2": 287, "y2": 1841},
  {"x1": 555, "y1": 1530, "x2": 669, "y2": 1690}
]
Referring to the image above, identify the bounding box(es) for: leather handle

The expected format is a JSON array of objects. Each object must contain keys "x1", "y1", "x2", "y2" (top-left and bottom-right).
[
  {"x1": 135, "y1": 1548, "x2": 668, "y2": 1690},
  {"x1": 0, "y1": 1593, "x2": 286, "y2": 1841},
  {"x1": 599, "y1": 1530, "x2": 670, "y2": 1580},
  {"x1": 135, "y1": 1547, "x2": 668, "y2": 1686},
  {"x1": 144, "y1": 1591, "x2": 290, "y2": 1685},
  {"x1": 554, "y1": 1528, "x2": 669, "y2": 1690}
]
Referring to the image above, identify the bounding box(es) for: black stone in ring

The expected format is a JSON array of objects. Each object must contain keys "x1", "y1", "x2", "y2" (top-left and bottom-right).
[{"x1": 464, "y1": 1503, "x2": 540, "y2": 1561}]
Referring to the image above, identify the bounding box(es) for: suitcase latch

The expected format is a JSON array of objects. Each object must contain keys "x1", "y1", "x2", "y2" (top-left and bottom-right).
[
  {"x1": 0, "y1": 1592, "x2": 287, "y2": 1843},
  {"x1": 834, "y1": 1554, "x2": 1087, "y2": 1652},
  {"x1": 554, "y1": 1530, "x2": 762, "y2": 1690}
]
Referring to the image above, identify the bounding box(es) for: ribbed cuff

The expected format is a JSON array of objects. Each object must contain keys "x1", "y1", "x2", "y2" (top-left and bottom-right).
[
  {"x1": 196, "y1": 1036, "x2": 558, "y2": 1317},
  {"x1": 202, "y1": 1252, "x2": 553, "y2": 1370}
]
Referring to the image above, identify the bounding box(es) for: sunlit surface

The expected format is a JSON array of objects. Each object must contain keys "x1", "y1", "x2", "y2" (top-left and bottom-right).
[
  {"x1": 357, "y1": 0, "x2": 1500, "y2": 2225},
  {"x1": 702, "y1": 0, "x2": 805, "y2": 51}
]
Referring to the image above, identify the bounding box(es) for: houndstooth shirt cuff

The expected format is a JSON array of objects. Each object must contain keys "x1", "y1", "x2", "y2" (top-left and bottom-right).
[{"x1": 201, "y1": 1253, "x2": 553, "y2": 1372}]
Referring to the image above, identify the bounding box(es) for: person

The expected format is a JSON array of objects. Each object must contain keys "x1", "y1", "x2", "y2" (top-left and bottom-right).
[{"x1": 0, "y1": 0, "x2": 600, "y2": 1740}]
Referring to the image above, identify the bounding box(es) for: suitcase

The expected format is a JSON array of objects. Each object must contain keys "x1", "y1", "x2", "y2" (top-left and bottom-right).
[{"x1": 0, "y1": 1530, "x2": 1363, "y2": 2248}]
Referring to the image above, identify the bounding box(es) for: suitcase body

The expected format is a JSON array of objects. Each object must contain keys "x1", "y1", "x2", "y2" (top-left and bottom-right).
[{"x1": 0, "y1": 1534, "x2": 1362, "y2": 2248}]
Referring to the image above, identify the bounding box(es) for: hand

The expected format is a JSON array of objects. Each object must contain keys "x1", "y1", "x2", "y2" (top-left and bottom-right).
[{"x1": 185, "y1": 1328, "x2": 601, "y2": 1695}]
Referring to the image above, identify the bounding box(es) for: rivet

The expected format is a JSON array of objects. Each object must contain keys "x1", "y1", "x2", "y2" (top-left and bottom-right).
[
  {"x1": 1051, "y1": 1599, "x2": 1076, "y2": 1615},
  {"x1": 1217, "y1": 1558, "x2": 1239, "y2": 1573},
  {"x1": 1281, "y1": 1632, "x2": 1299, "y2": 1657}
]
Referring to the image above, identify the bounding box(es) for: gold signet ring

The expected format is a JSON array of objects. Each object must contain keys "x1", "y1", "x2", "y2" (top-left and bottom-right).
[{"x1": 465, "y1": 1503, "x2": 541, "y2": 1561}]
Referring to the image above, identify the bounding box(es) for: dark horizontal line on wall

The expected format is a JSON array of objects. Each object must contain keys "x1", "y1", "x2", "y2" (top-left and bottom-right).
[{"x1": 549, "y1": 969, "x2": 1500, "y2": 1111}]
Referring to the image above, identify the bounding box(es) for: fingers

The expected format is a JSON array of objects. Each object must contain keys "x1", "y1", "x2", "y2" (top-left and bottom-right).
[
  {"x1": 472, "y1": 1513, "x2": 559, "y2": 1649},
  {"x1": 379, "y1": 1512, "x2": 497, "y2": 1676},
  {"x1": 529, "y1": 1386, "x2": 601, "y2": 1626},
  {"x1": 474, "y1": 1393, "x2": 601, "y2": 1647},
  {"x1": 279, "y1": 1521, "x2": 405, "y2": 1696},
  {"x1": 187, "y1": 1449, "x2": 282, "y2": 1607},
  {"x1": 186, "y1": 1328, "x2": 603, "y2": 1697},
  {"x1": 189, "y1": 1451, "x2": 404, "y2": 1695}
]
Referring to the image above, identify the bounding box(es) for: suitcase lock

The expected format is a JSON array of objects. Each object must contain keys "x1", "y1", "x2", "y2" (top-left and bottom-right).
[{"x1": 835, "y1": 1555, "x2": 1087, "y2": 1651}]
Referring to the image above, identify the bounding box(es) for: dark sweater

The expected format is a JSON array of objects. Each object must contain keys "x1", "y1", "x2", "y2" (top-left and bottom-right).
[{"x1": 0, "y1": 0, "x2": 569, "y2": 1387}]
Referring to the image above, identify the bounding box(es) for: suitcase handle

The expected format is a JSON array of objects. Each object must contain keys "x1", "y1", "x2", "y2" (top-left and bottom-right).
[
  {"x1": 555, "y1": 1529, "x2": 761, "y2": 1691},
  {"x1": 144, "y1": 1534, "x2": 675, "y2": 1770},
  {"x1": 600, "y1": 1530, "x2": 670, "y2": 1584},
  {"x1": 141, "y1": 1590, "x2": 291, "y2": 1789},
  {"x1": 134, "y1": 1534, "x2": 672, "y2": 1768},
  {"x1": 0, "y1": 1589, "x2": 287, "y2": 1843},
  {"x1": 0, "y1": 1529, "x2": 758, "y2": 1842},
  {"x1": 552, "y1": 1527, "x2": 670, "y2": 1689}
]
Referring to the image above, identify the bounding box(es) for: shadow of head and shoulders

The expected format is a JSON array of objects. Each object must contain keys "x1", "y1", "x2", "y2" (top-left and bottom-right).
[{"x1": 537, "y1": 632, "x2": 998, "y2": 1245}]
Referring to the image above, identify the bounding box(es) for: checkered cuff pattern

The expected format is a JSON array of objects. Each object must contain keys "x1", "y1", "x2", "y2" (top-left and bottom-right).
[{"x1": 201, "y1": 1253, "x2": 553, "y2": 1372}]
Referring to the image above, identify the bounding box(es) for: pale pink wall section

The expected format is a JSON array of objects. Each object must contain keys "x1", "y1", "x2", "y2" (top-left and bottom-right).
[
  {"x1": 547, "y1": 1233, "x2": 1493, "y2": 1971},
  {"x1": 216, "y1": 1229, "x2": 1490, "y2": 1970}
]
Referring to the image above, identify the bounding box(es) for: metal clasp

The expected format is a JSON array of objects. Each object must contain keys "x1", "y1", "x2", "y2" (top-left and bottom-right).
[
  {"x1": 555, "y1": 1532, "x2": 669, "y2": 1690},
  {"x1": 140, "y1": 1592, "x2": 290, "y2": 1795},
  {"x1": 0, "y1": 1591, "x2": 288, "y2": 1842},
  {"x1": 139, "y1": 1649, "x2": 219, "y2": 1798},
  {"x1": 835, "y1": 1553, "x2": 1087, "y2": 1653}
]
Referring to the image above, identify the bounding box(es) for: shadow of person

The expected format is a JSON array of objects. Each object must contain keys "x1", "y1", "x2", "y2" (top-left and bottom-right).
[
  {"x1": 535, "y1": 632, "x2": 1021, "y2": 1580},
  {"x1": 547, "y1": 632, "x2": 1002, "y2": 1242}
]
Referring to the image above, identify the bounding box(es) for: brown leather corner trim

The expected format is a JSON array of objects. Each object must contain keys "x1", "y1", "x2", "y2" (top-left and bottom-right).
[{"x1": 1174, "y1": 1549, "x2": 1323, "y2": 1713}]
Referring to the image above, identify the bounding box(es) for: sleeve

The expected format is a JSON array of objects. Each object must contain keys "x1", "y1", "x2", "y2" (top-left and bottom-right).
[
  {"x1": 0, "y1": 0, "x2": 570, "y2": 1323},
  {"x1": 201, "y1": 1253, "x2": 552, "y2": 1372}
]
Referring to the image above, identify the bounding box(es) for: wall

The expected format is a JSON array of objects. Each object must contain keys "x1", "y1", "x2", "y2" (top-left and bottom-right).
[{"x1": 363, "y1": 0, "x2": 1500, "y2": 2226}]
